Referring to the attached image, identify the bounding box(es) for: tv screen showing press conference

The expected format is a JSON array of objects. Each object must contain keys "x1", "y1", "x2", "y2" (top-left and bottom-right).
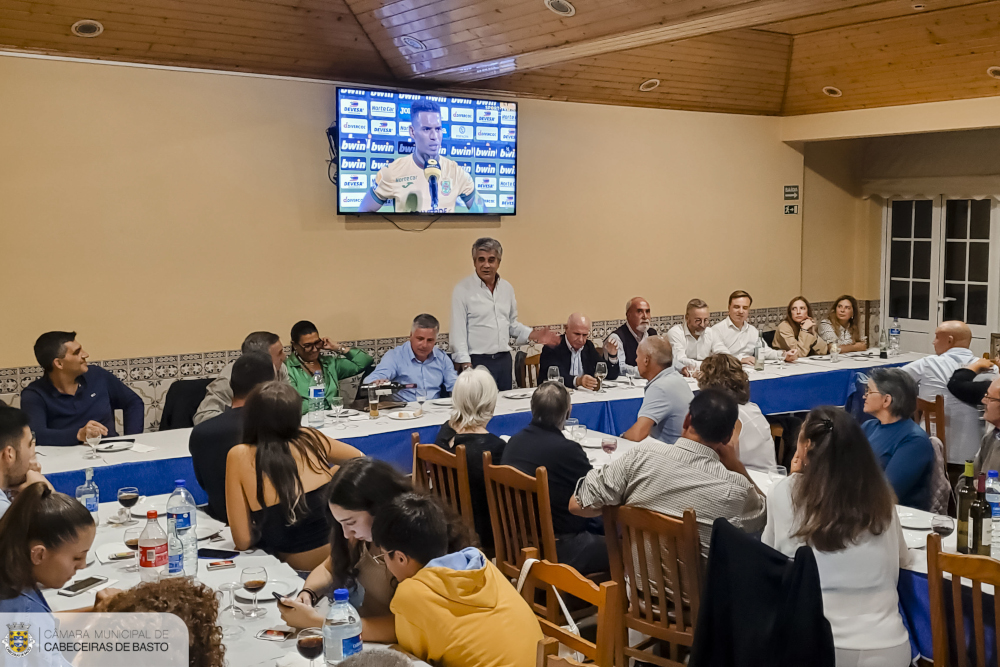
[{"x1": 335, "y1": 86, "x2": 518, "y2": 215}]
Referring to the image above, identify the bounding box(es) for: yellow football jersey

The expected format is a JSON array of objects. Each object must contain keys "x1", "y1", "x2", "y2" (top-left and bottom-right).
[{"x1": 370, "y1": 154, "x2": 476, "y2": 213}]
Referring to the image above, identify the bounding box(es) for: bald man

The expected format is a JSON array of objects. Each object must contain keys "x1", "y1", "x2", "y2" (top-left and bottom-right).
[
  {"x1": 605, "y1": 297, "x2": 656, "y2": 376},
  {"x1": 903, "y1": 321, "x2": 984, "y2": 464},
  {"x1": 540, "y1": 314, "x2": 620, "y2": 390},
  {"x1": 621, "y1": 335, "x2": 693, "y2": 444}
]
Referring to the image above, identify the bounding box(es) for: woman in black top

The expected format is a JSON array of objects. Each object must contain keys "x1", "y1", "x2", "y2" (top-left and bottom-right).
[{"x1": 434, "y1": 367, "x2": 506, "y2": 550}]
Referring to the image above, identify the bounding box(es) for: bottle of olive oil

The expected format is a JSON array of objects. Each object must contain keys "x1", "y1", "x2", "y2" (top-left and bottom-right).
[{"x1": 957, "y1": 460, "x2": 975, "y2": 554}]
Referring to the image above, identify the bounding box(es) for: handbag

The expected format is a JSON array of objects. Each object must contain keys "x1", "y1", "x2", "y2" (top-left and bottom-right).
[{"x1": 516, "y1": 557, "x2": 584, "y2": 662}]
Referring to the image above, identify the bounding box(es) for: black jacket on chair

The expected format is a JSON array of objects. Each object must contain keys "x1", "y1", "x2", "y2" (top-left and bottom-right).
[
  {"x1": 690, "y1": 518, "x2": 835, "y2": 667},
  {"x1": 539, "y1": 336, "x2": 620, "y2": 388},
  {"x1": 160, "y1": 378, "x2": 212, "y2": 431}
]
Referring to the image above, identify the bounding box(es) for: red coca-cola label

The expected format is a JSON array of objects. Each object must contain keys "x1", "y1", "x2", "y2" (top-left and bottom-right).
[{"x1": 140, "y1": 543, "x2": 167, "y2": 568}]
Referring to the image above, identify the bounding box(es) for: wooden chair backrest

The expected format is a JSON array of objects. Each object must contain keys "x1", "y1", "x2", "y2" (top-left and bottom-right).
[
  {"x1": 927, "y1": 532, "x2": 1000, "y2": 667},
  {"x1": 411, "y1": 433, "x2": 476, "y2": 532},
  {"x1": 604, "y1": 505, "x2": 702, "y2": 667},
  {"x1": 520, "y1": 553, "x2": 621, "y2": 667},
  {"x1": 537, "y1": 638, "x2": 586, "y2": 667},
  {"x1": 483, "y1": 451, "x2": 558, "y2": 580},
  {"x1": 524, "y1": 354, "x2": 541, "y2": 388},
  {"x1": 917, "y1": 394, "x2": 948, "y2": 457}
]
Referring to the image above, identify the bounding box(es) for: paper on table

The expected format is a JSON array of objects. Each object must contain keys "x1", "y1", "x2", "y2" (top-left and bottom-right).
[{"x1": 131, "y1": 443, "x2": 156, "y2": 453}]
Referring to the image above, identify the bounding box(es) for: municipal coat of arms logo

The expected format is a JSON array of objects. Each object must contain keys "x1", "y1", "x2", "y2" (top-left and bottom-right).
[{"x1": 4, "y1": 622, "x2": 34, "y2": 657}]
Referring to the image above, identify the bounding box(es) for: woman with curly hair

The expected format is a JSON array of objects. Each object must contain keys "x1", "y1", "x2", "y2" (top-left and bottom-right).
[{"x1": 97, "y1": 577, "x2": 225, "y2": 667}]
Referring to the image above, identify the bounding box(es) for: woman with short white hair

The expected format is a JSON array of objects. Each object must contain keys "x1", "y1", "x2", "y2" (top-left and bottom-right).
[{"x1": 434, "y1": 366, "x2": 506, "y2": 551}]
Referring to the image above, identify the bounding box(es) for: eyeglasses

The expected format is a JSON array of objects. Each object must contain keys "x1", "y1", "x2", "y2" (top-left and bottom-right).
[
  {"x1": 296, "y1": 341, "x2": 323, "y2": 352},
  {"x1": 372, "y1": 551, "x2": 395, "y2": 565},
  {"x1": 863, "y1": 388, "x2": 883, "y2": 398},
  {"x1": 984, "y1": 396, "x2": 1000, "y2": 404}
]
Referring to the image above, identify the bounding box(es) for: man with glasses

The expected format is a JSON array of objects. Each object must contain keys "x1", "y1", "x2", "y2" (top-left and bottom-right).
[
  {"x1": 973, "y1": 378, "x2": 1000, "y2": 476},
  {"x1": 605, "y1": 297, "x2": 656, "y2": 377},
  {"x1": 286, "y1": 320, "x2": 373, "y2": 413},
  {"x1": 0, "y1": 407, "x2": 49, "y2": 520},
  {"x1": 666, "y1": 298, "x2": 714, "y2": 376}
]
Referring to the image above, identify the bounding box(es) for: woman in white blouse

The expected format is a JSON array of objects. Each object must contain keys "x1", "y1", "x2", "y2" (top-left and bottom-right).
[
  {"x1": 763, "y1": 407, "x2": 912, "y2": 667},
  {"x1": 818, "y1": 295, "x2": 868, "y2": 353},
  {"x1": 697, "y1": 353, "x2": 776, "y2": 471}
]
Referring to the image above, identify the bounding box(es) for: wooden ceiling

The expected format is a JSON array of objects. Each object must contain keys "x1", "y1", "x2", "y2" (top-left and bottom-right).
[{"x1": 2, "y1": 0, "x2": 999, "y2": 115}]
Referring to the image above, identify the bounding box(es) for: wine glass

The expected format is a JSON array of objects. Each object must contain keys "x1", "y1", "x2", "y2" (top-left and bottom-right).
[
  {"x1": 931, "y1": 515, "x2": 955, "y2": 538},
  {"x1": 122, "y1": 527, "x2": 141, "y2": 572},
  {"x1": 547, "y1": 366, "x2": 562, "y2": 385},
  {"x1": 216, "y1": 584, "x2": 245, "y2": 639},
  {"x1": 768, "y1": 465, "x2": 788, "y2": 488},
  {"x1": 329, "y1": 396, "x2": 345, "y2": 430},
  {"x1": 117, "y1": 487, "x2": 139, "y2": 526},
  {"x1": 416, "y1": 389, "x2": 427, "y2": 415},
  {"x1": 240, "y1": 567, "x2": 268, "y2": 618},
  {"x1": 564, "y1": 418, "x2": 578, "y2": 439},
  {"x1": 84, "y1": 425, "x2": 101, "y2": 460},
  {"x1": 595, "y1": 362, "x2": 608, "y2": 392},
  {"x1": 601, "y1": 437, "x2": 618, "y2": 454},
  {"x1": 296, "y1": 628, "x2": 324, "y2": 667}
]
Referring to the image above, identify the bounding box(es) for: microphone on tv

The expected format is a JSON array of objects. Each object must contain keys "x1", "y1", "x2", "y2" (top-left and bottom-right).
[{"x1": 424, "y1": 158, "x2": 442, "y2": 210}]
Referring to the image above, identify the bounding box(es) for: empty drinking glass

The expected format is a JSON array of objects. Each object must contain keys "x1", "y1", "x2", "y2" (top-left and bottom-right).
[
  {"x1": 595, "y1": 362, "x2": 607, "y2": 392},
  {"x1": 547, "y1": 366, "x2": 562, "y2": 385},
  {"x1": 768, "y1": 465, "x2": 788, "y2": 487},
  {"x1": 329, "y1": 396, "x2": 345, "y2": 429}
]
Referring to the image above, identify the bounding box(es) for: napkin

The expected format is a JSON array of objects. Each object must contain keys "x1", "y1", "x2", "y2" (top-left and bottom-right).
[{"x1": 131, "y1": 443, "x2": 156, "y2": 453}]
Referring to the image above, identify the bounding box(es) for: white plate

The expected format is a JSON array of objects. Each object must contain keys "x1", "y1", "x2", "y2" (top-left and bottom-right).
[
  {"x1": 505, "y1": 391, "x2": 534, "y2": 399},
  {"x1": 578, "y1": 439, "x2": 604, "y2": 449},
  {"x1": 235, "y1": 577, "x2": 301, "y2": 603},
  {"x1": 601, "y1": 380, "x2": 619, "y2": 388},
  {"x1": 131, "y1": 498, "x2": 167, "y2": 518},
  {"x1": 95, "y1": 542, "x2": 136, "y2": 565},
  {"x1": 897, "y1": 511, "x2": 932, "y2": 530},
  {"x1": 97, "y1": 440, "x2": 134, "y2": 452},
  {"x1": 326, "y1": 409, "x2": 359, "y2": 417},
  {"x1": 431, "y1": 398, "x2": 453, "y2": 407},
  {"x1": 387, "y1": 410, "x2": 422, "y2": 420},
  {"x1": 902, "y1": 531, "x2": 929, "y2": 549},
  {"x1": 197, "y1": 525, "x2": 223, "y2": 541}
]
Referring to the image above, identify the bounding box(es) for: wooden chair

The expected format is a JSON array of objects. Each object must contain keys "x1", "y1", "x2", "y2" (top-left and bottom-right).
[
  {"x1": 483, "y1": 451, "x2": 558, "y2": 583},
  {"x1": 604, "y1": 505, "x2": 703, "y2": 667},
  {"x1": 411, "y1": 433, "x2": 476, "y2": 533},
  {"x1": 917, "y1": 394, "x2": 948, "y2": 463},
  {"x1": 927, "y1": 532, "x2": 1000, "y2": 667},
  {"x1": 519, "y1": 550, "x2": 622, "y2": 667},
  {"x1": 537, "y1": 638, "x2": 586, "y2": 667},
  {"x1": 524, "y1": 353, "x2": 541, "y2": 387}
]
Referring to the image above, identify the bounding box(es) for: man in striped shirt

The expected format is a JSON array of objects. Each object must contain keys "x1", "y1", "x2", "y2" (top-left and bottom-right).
[{"x1": 570, "y1": 388, "x2": 765, "y2": 556}]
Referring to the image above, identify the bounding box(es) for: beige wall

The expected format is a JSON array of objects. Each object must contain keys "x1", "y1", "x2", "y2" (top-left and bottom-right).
[{"x1": 0, "y1": 55, "x2": 809, "y2": 368}]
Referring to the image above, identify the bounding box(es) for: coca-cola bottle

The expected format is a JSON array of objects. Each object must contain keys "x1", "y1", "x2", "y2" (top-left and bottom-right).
[{"x1": 139, "y1": 510, "x2": 167, "y2": 582}]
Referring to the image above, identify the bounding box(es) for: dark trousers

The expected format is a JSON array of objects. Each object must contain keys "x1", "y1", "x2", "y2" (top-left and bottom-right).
[
  {"x1": 555, "y1": 530, "x2": 610, "y2": 576},
  {"x1": 470, "y1": 352, "x2": 513, "y2": 391}
]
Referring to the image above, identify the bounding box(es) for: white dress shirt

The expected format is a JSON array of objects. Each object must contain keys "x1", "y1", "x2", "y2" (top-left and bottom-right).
[
  {"x1": 666, "y1": 322, "x2": 714, "y2": 371},
  {"x1": 709, "y1": 317, "x2": 782, "y2": 361},
  {"x1": 737, "y1": 402, "x2": 776, "y2": 471},
  {"x1": 604, "y1": 323, "x2": 648, "y2": 376},
  {"x1": 450, "y1": 273, "x2": 533, "y2": 364},
  {"x1": 567, "y1": 337, "x2": 584, "y2": 378},
  {"x1": 903, "y1": 346, "x2": 985, "y2": 463}
]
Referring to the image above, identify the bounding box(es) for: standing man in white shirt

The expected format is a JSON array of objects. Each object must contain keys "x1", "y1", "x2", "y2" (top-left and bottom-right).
[
  {"x1": 451, "y1": 237, "x2": 561, "y2": 390},
  {"x1": 903, "y1": 320, "x2": 985, "y2": 466},
  {"x1": 604, "y1": 297, "x2": 656, "y2": 377},
  {"x1": 666, "y1": 298, "x2": 714, "y2": 375},
  {"x1": 710, "y1": 290, "x2": 797, "y2": 365}
]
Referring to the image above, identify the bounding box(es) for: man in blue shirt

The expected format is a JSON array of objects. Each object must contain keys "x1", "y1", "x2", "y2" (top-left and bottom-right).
[
  {"x1": 364, "y1": 314, "x2": 458, "y2": 402},
  {"x1": 20, "y1": 332, "x2": 144, "y2": 446},
  {"x1": 622, "y1": 335, "x2": 694, "y2": 444}
]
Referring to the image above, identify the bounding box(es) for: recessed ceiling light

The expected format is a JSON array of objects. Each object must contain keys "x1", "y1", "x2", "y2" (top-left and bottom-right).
[
  {"x1": 544, "y1": 0, "x2": 576, "y2": 17},
  {"x1": 639, "y1": 78, "x2": 660, "y2": 92},
  {"x1": 988, "y1": 66, "x2": 1000, "y2": 79},
  {"x1": 822, "y1": 86, "x2": 843, "y2": 97},
  {"x1": 402, "y1": 36, "x2": 426, "y2": 52},
  {"x1": 71, "y1": 19, "x2": 103, "y2": 38}
]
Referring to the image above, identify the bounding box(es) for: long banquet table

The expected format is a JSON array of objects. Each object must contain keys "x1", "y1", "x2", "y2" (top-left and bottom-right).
[{"x1": 40, "y1": 350, "x2": 922, "y2": 503}]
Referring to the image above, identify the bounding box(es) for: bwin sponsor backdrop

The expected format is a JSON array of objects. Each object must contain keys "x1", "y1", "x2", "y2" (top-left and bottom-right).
[{"x1": 336, "y1": 86, "x2": 518, "y2": 215}]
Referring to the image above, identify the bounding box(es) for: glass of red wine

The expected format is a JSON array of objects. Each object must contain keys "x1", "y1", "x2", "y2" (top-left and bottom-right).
[
  {"x1": 117, "y1": 487, "x2": 140, "y2": 526},
  {"x1": 296, "y1": 628, "x2": 324, "y2": 666},
  {"x1": 931, "y1": 515, "x2": 955, "y2": 538},
  {"x1": 240, "y1": 567, "x2": 268, "y2": 618},
  {"x1": 122, "y1": 527, "x2": 141, "y2": 572}
]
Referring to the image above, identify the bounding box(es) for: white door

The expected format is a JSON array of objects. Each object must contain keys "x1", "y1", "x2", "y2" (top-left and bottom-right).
[{"x1": 881, "y1": 197, "x2": 998, "y2": 355}]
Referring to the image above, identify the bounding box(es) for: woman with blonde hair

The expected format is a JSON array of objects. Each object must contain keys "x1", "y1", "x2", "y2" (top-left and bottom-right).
[
  {"x1": 818, "y1": 295, "x2": 867, "y2": 353},
  {"x1": 434, "y1": 366, "x2": 506, "y2": 549},
  {"x1": 774, "y1": 296, "x2": 829, "y2": 357}
]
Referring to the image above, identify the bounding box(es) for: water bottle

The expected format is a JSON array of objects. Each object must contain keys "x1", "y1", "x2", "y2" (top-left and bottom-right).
[
  {"x1": 987, "y1": 471, "x2": 1000, "y2": 559},
  {"x1": 830, "y1": 342, "x2": 840, "y2": 363},
  {"x1": 308, "y1": 371, "x2": 326, "y2": 428},
  {"x1": 166, "y1": 479, "x2": 199, "y2": 578},
  {"x1": 75, "y1": 467, "x2": 99, "y2": 524},
  {"x1": 139, "y1": 510, "x2": 167, "y2": 582},
  {"x1": 753, "y1": 334, "x2": 765, "y2": 371},
  {"x1": 889, "y1": 317, "x2": 901, "y2": 356},
  {"x1": 323, "y1": 588, "x2": 362, "y2": 664}
]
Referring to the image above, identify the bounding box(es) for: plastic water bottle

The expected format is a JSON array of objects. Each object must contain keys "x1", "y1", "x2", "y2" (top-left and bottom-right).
[
  {"x1": 75, "y1": 467, "x2": 100, "y2": 524},
  {"x1": 889, "y1": 318, "x2": 901, "y2": 356},
  {"x1": 166, "y1": 479, "x2": 199, "y2": 578},
  {"x1": 139, "y1": 510, "x2": 167, "y2": 582},
  {"x1": 308, "y1": 371, "x2": 326, "y2": 428},
  {"x1": 987, "y1": 471, "x2": 1000, "y2": 559},
  {"x1": 323, "y1": 588, "x2": 362, "y2": 664}
]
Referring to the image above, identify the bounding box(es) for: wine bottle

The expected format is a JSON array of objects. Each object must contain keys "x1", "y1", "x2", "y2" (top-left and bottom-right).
[
  {"x1": 971, "y1": 473, "x2": 990, "y2": 556},
  {"x1": 957, "y1": 459, "x2": 976, "y2": 554}
]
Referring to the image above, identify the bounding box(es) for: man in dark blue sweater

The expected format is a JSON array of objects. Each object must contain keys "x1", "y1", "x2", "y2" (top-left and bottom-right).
[{"x1": 20, "y1": 331, "x2": 144, "y2": 446}]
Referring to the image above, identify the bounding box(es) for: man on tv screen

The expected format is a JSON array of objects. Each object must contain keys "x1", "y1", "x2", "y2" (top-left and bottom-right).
[{"x1": 357, "y1": 99, "x2": 486, "y2": 214}]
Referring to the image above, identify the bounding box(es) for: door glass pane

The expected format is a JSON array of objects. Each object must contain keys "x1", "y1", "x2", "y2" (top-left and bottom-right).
[
  {"x1": 891, "y1": 201, "x2": 913, "y2": 238},
  {"x1": 969, "y1": 242, "x2": 990, "y2": 283},
  {"x1": 911, "y1": 281, "x2": 931, "y2": 321},
  {"x1": 914, "y1": 200, "x2": 933, "y2": 238},
  {"x1": 970, "y1": 199, "x2": 991, "y2": 239},
  {"x1": 943, "y1": 283, "x2": 966, "y2": 321},
  {"x1": 890, "y1": 241, "x2": 911, "y2": 278},
  {"x1": 912, "y1": 241, "x2": 931, "y2": 279},
  {"x1": 889, "y1": 280, "x2": 910, "y2": 319},
  {"x1": 945, "y1": 242, "x2": 967, "y2": 281},
  {"x1": 968, "y1": 284, "x2": 988, "y2": 325},
  {"x1": 946, "y1": 200, "x2": 968, "y2": 239}
]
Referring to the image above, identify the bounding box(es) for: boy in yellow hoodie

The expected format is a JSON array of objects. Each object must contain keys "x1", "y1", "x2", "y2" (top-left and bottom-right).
[{"x1": 372, "y1": 493, "x2": 543, "y2": 667}]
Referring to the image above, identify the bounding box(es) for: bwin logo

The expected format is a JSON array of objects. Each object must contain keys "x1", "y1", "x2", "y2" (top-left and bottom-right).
[
  {"x1": 369, "y1": 140, "x2": 394, "y2": 154},
  {"x1": 474, "y1": 146, "x2": 498, "y2": 158},
  {"x1": 371, "y1": 158, "x2": 392, "y2": 171},
  {"x1": 340, "y1": 157, "x2": 367, "y2": 170},
  {"x1": 450, "y1": 145, "x2": 474, "y2": 157},
  {"x1": 474, "y1": 163, "x2": 497, "y2": 175},
  {"x1": 499, "y1": 147, "x2": 516, "y2": 159},
  {"x1": 499, "y1": 164, "x2": 516, "y2": 176},
  {"x1": 340, "y1": 139, "x2": 367, "y2": 152}
]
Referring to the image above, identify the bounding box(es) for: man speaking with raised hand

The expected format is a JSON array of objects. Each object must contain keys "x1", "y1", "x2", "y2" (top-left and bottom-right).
[{"x1": 358, "y1": 98, "x2": 485, "y2": 214}]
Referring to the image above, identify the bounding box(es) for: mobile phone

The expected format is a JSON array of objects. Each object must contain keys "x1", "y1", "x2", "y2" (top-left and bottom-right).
[
  {"x1": 255, "y1": 629, "x2": 295, "y2": 642},
  {"x1": 198, "y1": 548, "x2": 239, "y2": 560},
  {"x1": 58, "y1": 576, "x2": 108, "y2": 597},
  {"x1": 272, "y1": 592, "x2": 293, "y2": 606},
  {"x1": 207, "y1": 560, "x2": 235, "y2": 571}
]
